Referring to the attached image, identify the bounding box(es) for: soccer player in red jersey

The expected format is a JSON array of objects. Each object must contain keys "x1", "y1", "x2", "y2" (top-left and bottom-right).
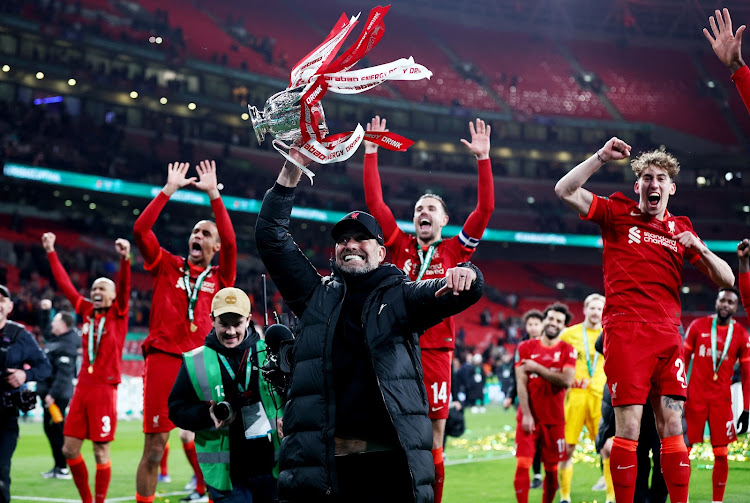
[
  {"x1": 42, "y1": 233, "x2": 130, "y2": 503},
  {"x1": 363, "y1": 116, "x2": 494, "y2": 502},
  {"x1": 703, "y1": 8, "x2": 750, "y2": 113},
  {"x1": 513, "y1": 303, "x2": 576, "y2": 503},
  {"x1": 555, "y1": 139, "x2": 735, "y2": 503},
  {"x1": 133, "y1": 160, "x2": 237, "y2": 503},
  {"x1": 683, "y1": 287, "x2": 750, "y2": 503}
]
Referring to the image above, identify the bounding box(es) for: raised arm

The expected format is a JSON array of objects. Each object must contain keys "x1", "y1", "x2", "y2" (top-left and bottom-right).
[
  {"x1": 460, "y1": 119, "x2": 494, "y2": 245},
  {"x1": 256, "y1": 151, "x2": 322, "y2": 317},
  {"x1": 554, "y1": 137, "x2": 631, "y2": 216},
  {"x1": 42, "y1": 232, "x2": 88, "y2": 314},
  {"x1": 133, "y1": 162, "x2": 195, "y2": 266},
  {"x1": 114, "y1": 239, "x2": 131, "y2": 317},
  {"x1": 679, "y1": 233, "x2": 735, "y2": 288},
  {"x1": 363, "y1": 116, "x2": 400, "y2": 244},
  {"x1": 196, "y1": 160, "x2": 237, "y2": 288},
  {"x1": 704, "y1": 8, "x2": 746, "y2": 74}
]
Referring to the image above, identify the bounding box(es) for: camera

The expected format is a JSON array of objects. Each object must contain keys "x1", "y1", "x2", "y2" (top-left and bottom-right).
[
  {"x1": 262, "y1": 324, "x2": 295, "y2": 396},
  {"x1": 213, "y1": 401, "x2": 234, "y2": 422},
  {"x1": 1, "y1": 389, "x2": 37, "y2": 413}
]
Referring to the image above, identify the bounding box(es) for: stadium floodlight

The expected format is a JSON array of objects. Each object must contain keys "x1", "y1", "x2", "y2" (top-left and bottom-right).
[
  {"x1": 526, "y1": 196, "x2": 535, "y2": 204},
  {"x1": 133, "y1": 208, "x2": 141, "y2": 216},
  {"x1": 130, "y1": 91, "x2": 138, "y2": 99},
  {"x1": 556, "y1": 282, "x2": 565, "y2": 290},
  {"x1": 681, "y1": 286, "x2": 690, "y2": 294},
  {"x1": 155, "y1": 37, "x2": 163, "y2": 44},
  {"x1": 89, "y1": 203, "x2": 96, "y2": 210},
  {"x1": 743, "y1": 205, "x2": 750, "y2": 213},
  {"x1": 707, "y1": 80, "x2": 716, "y2": 88},
  {"x1": 725, "y1": 172, "x2": 733, "y2": 181},
  {"x1": 696, "y1": 176, "x2": 707, "y2": 186},
  {"x1": 2, "y1": 65, "x2": 9, "y2": 72},
  {"x1": 241, "y1": 113, "x2": 249, "y2": 121},
  {"x1": 159, "y1": 97, "x2": 168, "y2": 105},
  {"x1": 64, "y1": 200, "x2": 72, "y2": 207},
  {"x1": 36, "y1": 72, "x2": 44, "y2": 79},
  {"x1": 68, "y1": 78, "x2": 76, "y2": 86},
  {"x1": 188, "y1": 102, "x2": 197, "y2": 110}
]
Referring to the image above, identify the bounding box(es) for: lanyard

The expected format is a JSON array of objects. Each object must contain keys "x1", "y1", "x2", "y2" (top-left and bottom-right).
[
  {"x1": 711, "y1": 315, "x2": 734, "y2": 381},
  {"x1": 416, "y1": 241, "x2": 440, "y2": 281},
  {"x1": 87, "y1": 315, "x2": 105, "y2": 374},
  {"x1": 184, "y1": 259, "x2": 211, "y2": 330},
  {"x1": 582, "y1": 326, "x2": 600, "y2": 378},
  {"x1": 217, "y1": 351, "x2": 252, "y2": 393}
]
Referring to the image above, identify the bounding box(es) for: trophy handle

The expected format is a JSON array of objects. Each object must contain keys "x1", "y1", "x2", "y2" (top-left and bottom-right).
[{"x1": 248, "y1": 105, "x2": 266, "y2": 144}]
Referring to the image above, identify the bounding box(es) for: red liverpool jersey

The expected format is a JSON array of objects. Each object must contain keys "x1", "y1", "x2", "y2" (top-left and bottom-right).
[
  {"x1": 584, "y1": 192, "x2": 702, "y2": 326},
  {"x1": 684, "y1": 315, "x2": 750, "y2": 401},
  {"x1": 363, "y1": 152, "x2": 494, "y2": 350},
  {"x1": 388, "y1": 231, "x2": 473, "y2": 349},
  {"x1": 515, "y1": 338, "x2": 576, "y2": 425},
  {"x1": 142, "y1": 251, "x2": 224, "y2": 355},
  {"x1": 48, "y1": 251, "x2": 130, "y2": 386}
]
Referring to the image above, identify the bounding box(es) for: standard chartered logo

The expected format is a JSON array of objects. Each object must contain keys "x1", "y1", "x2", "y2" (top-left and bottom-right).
[{"x1": 628, "y1": 226, "x2": 641, "y2": 244}]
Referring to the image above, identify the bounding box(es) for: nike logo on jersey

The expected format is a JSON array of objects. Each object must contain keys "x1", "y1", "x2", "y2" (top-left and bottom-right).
[
  {"x1": 700, "y1": 333, "x2": 710, "y2": 338},
  {"x1": 431, "y1": 406, "x2": 444, "y2": 412},
  {"x1": 630, "y1": 211, "x2": 641, "y2": 217},
  {"x1": 680, "y1": 462, "x2": 690, "y2": 467},
  {"x1": 379, "y1": 303, "x2": 387, "y2": 314},
  {"x1": 617, "y1": 465, "x2": 635, "y2": 470},
  {"x1": 100, "y1": 432, "x2": 109, "y2": 437},
  {"x1": 530, "y1": 354, "x2": 540, "y2": 359}
]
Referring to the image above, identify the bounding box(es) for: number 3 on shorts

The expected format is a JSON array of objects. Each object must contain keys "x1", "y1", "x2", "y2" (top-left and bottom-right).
[
  {"x1": 101, "y1": 415, "x2": 111, "y2": 434},
  {"x1": 674, "y1": 358, "x2": 687, "y2": 389},
  {"x1": 430, "y1": 381, "x2": 448, "y2": 404}
]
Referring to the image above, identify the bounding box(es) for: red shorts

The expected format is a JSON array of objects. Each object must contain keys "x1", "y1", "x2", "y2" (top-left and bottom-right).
[
  {"x1": 685, "y1": 396, "x2": 736, "y2": 446},
  {"x1": 142, "y1": 350, "x2": 183, "y2": 433},
  {"x1": 515, "y1": 418, "x2": 566, "y2": 464},
  {"x1": 422, "y1": 349, "x2": 453, "y2": 420},
  {"x1": 603, "y1": 322, "x2": 687, "y2": 406},
  {"x1": 64, "y1": 384, "x2": 118, "y2": 442}
]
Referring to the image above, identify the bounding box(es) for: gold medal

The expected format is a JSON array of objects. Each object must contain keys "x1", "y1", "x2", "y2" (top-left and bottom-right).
[
  {"x1": 713, "y1": 373, "x2": 719, "y2": 381},
  {"x1": 190, "y1": 323, "x2": 198, "y2": 332},
  {"x1": 88, "y1": 365, "x2": 93, "y2": 374}
]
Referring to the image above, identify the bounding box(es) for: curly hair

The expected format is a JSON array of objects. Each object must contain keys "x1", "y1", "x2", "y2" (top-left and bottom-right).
[{"x1": 631, "y1": 148, "x2": 680, "y2": 179}]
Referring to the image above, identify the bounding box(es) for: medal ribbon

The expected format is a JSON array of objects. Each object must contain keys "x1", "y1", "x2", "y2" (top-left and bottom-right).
[
  {"x1": 416, "y1": 241, "x2": 441, "y2": 281},
  {"x1": 582, "y1": 326, "x2": 600, "y2": 378},
  {"x1": 217, "y1": 352, "x2": 252, "y2": 394},
  {"x1": 183, "y1": 259, "x2": 212, "y2": 325},
  {"x1": 88, "y1": 316, "x2": 105, "y2": 371},
  {"x1": 711, "y1": 315, "x2": 734, "y2": 379}
]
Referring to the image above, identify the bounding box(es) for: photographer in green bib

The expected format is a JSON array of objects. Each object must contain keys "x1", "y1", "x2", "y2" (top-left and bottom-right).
[{"x1": 168, "y1": 288, "x2": 283, "y2": 503}]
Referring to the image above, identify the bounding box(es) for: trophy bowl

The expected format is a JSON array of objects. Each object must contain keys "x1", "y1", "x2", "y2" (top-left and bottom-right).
[{"x1": 248, "y1": 86, "x2": 328, "y2": 145}]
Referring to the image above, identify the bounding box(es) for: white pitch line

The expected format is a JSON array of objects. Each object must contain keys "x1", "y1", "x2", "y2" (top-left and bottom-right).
[
  {"x1": 445, "y1": 453, "x2": 514, "y2": 465},
  {"x1": 12, "y1": 492, "x2": 189, "y2": 503}
]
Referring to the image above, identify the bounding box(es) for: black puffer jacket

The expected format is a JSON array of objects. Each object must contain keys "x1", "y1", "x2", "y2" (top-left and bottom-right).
[{"x1": 255, "y1": 184, "x2": 484, "y2": 503}]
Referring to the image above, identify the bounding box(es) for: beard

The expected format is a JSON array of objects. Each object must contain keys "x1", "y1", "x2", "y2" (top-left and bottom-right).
[
  {"x1": 544, "y1": 327, "x2": 561, "y2": 339},
  {"x1": 337, "y1": 254, "x2": 379, "y2": 275}
]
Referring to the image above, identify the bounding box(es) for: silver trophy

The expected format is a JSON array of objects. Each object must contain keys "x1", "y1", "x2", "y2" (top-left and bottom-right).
[{"x1": 248, "y1": 86, "x2": 328, "y2": 144}]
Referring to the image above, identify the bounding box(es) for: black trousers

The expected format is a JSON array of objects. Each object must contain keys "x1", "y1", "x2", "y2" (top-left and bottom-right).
[
  {"x1": 0, "y1": 413, "x2": 19, "y2": 503},
  {"x1": 43, "y1": 399, "x2": 69, "y2": 469},
  {"x1": 334, "y1": 450, "x2": 414, "y2": 502},
  {"x1": 634, "y1": 401, "x2": 668, "y2": 503}
]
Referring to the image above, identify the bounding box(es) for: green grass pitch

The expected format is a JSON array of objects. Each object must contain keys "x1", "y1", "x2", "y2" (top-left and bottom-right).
[{"x1": 9, "y1": 405, "x2": 750, "y2": 502}]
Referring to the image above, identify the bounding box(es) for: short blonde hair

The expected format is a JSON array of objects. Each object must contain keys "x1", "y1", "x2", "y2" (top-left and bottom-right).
[
  {"x1": 631, "y1": 148, "x2": 680, "y2": 179},
  {"x1": 584, "y1": 293, "x2": 605, "y2": 309}
]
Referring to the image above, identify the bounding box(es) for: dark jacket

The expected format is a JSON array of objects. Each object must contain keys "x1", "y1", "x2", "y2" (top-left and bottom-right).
[
  {"x1": 168, "y1": 328, "x2": 277, "y2": 484},
  {"x1": 1, "y1": 321, "x2": 51, "y2": 416},
  {"x1": 36, "y1": 328, "x2": 79, "y2": 402},
  {"x1": 255, "y1": 184, "x2": 484, "y2": 503}
]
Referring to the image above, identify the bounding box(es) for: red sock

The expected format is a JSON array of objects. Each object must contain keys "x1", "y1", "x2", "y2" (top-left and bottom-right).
[
  {"x1": 542, "y1": 463, "x2": 558, "y2": 503},
  {"x1": 712, "y1": 446, "x2": 729, "y2": 502},
  {"x1": 95, "y1": 461, "x2": 111, "y2": 503},
  {"x1": 660, "y1": 434, "x2": 690, "y2": 503},
  {"x1": 183, "y1": 440, "x2": 206, "y2": 494},
  {"x1": 610, "y1": 436, "x2": 638, "y2": 503},
  {"x1": 160, "y1": 441, "x2": 169, "y2": 476},
  {"x1": 135, "y1": 493, "x2": 155, "y2": 503},
  {"x1": 514, "y1": 457, "x2": 532, "y2": 503},
  {"x1": 67, "y1": 454, "x2": 92, "y2": 503},
  {"x1": 432, "y1": 447, "x2": 445, "y2": 503}
]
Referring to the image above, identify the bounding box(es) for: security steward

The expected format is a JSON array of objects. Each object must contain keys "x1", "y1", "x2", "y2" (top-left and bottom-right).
[
  {"x1": 38, "y1": 302, "x2": 80, "y2": 479},
  {"x1": 169, "y1": 288, "x2": 283, "y2": 503},
  {"x1": 1, "y1": 284, "x2": 52, "y2": 503}
]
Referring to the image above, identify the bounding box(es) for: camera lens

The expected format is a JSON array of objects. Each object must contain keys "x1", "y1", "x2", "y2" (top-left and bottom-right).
[{"x1": 214, "y1": 401, "x2": 233, "y2": 422}]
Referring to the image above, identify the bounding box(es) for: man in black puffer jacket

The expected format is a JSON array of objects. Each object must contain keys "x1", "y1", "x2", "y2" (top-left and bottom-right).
[{"x1": 255, "y1": 151, "x2": 484, "y2": 503}]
